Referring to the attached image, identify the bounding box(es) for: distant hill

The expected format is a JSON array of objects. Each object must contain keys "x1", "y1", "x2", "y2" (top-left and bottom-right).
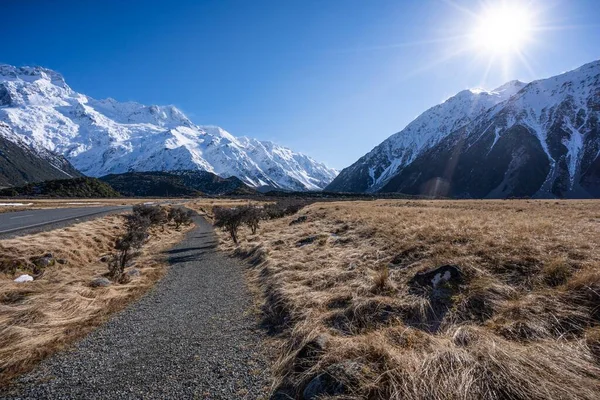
[
  {"x1": 0, "y1": 177, "x2": 120, "y2": 198},
  {"x1": 99, "y1": 170, "x2": 257, "y2": 197},
  {"x1": 0, "y1": 122, "x2": 81, "y2": 187}
]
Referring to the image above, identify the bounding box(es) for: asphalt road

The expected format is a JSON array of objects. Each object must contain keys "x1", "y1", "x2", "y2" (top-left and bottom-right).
[{"x1": 0, "y1": 206, "x2": 130, "y2": 237}]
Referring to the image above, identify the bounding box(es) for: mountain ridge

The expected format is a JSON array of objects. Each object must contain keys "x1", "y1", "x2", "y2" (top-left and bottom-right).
[
  {"x1": 327, "y1": 59, "x2": 600, "y2": 198},
  {"x1": 0, "y1": 64, "x2": 337, "y2": 191}
]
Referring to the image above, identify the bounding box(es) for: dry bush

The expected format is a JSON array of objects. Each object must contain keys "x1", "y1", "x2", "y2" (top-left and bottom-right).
[
  {"x1": 0, "y1": 212, "x2": 193, "y2": 386},
  {"x1": 213, "y1": 199, "x2": 600, "y2": 399},
  {"x1": 168, "y1": 207, "x2": 194, "y2": 229}
]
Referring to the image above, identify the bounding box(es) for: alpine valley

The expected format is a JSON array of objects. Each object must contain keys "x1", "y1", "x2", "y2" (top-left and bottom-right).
[
  {"x1": 326, "y1": 60, "x2": 600, "y2": 198},
  {"x1": 0, "y1": 64, "x2": 337, "y2": 191}
]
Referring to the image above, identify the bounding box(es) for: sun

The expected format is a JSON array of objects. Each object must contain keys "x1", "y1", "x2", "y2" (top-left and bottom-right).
[{"x1": 471, "y1": 2, "x2": 534, "y2": 55}]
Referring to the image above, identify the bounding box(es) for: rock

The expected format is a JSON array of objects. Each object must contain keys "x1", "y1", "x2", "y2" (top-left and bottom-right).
[
  {"x1": 270, "y1": 389, "x2": 294, "y2": 400},
  {"x1": 32, "y1": 254, "x2": 55, "y2": 268},
  {"x1": 14, "y1": 274, "x2": 34, "y2": 283},
  {"x1": 290, "y1": 215, "x2": 308, "y2": 225},
  {"x1": 89, "y1": 277, "x2": 111, "y2": 288},
  {"x1": 126, "y1": 268, "x2": 141, "y2": 277},
  {"x1": 100, "y1": 256, "x2": 110, "y2": 263},
  {"x1": 409, "y1": 265, "x2": 464, "y2": 289},
  {"x1": 347, "y1": 262, "x2": 358, "y2": 271},
  {"x1": 303, "y1": 373, "x2": 345, "y2": 399},
  {"x1": 296, "y1": 236, "x2": 319, "y2": 247},
  {"x1": 56, "y1": 258, "x2": 67, "y2": 265},
  {"x1": 294, "y1": 335, "x2": 330, "y2": 373},
  {"x1": 302, "y1": 361, "x2": 362, "y2": 400}
]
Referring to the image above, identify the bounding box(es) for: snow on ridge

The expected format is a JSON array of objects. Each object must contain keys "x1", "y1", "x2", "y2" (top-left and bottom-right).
[
  {"x1": 330, "y1": 59, "x2": 600, "y2": 193},
  {"x1": 0, "y1": 64, "x2": 337, "y2": 191}
]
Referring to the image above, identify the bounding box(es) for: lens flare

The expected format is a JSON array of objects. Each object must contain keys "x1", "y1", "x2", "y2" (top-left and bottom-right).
[{"x1": 471, "y1": 2, "x2": 534, "y2": 55}]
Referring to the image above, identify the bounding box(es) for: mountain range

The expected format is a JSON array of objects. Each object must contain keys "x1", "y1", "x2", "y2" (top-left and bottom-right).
[
  {"x1": 1, "y1": 60, "x2": 599, "y2": 199},
  {"x1": 326, "y1": 60, "x2": 600, "y2": 198},
  {"x1": 0, "y1": 64, "x2": 337, "y2": 191}
]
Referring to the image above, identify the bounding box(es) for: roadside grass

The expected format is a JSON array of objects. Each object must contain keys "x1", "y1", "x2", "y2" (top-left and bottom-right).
[
  {"x1": 212, "y1": 199, "x2": 600, "y2": 399},
  {"x1": 0, "y1": 198, "x2": 182, "y2": 214},
  {"x1": 0, "y1": 211, "x2": 193, "y2": 385}
]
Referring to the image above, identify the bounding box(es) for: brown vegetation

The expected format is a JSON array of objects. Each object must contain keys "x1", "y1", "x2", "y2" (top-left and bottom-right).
[
  {"x1": 0, "y1": 207, "x2": 193, "y2": 385},
  {"x1": 212, "y1": 199, "x2": 600, "y2": 399}
]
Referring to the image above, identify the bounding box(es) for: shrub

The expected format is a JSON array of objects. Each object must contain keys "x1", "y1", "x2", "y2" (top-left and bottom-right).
[
  {"x1": 109, "y1": 205, "x2": 184, "y2": 280},
  {"x1": 124, "y1": 212, "x2": 151, "y2": 233},
  {"x1": 263, "y1": 200, "x2": 308, "y2": 220},
  {"x1": 241, "y1": 205, "x2": 263, "y2": 234},
  {"x1": 213, "y1": 206, "x2": 245, "y2": 244},
  {"x1": 109, "y1": 228, "x2": 147, "y2": 279},
  {"x1": 133, "y1": 204, "x2": 168, "y2": 226},
  {"x1": 168, "y1": 207, "x2": 194, "y2": 228}
]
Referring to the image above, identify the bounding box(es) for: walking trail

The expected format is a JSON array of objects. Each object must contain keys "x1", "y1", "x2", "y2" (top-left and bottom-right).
[{"x1": 2, "y1": 214, "x2": 272, "y2": 399}]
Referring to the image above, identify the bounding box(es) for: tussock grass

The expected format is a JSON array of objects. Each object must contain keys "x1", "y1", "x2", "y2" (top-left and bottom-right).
[
  {"x1": 208, "y1": 199, "x2": 600, "y2": 399},
  {"x1": 0, "y1": 212, "x2": 192, "y2": 385}
]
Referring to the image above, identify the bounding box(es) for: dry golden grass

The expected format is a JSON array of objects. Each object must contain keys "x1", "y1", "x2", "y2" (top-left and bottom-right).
[
  {"x1": 214, "y1": 199, "x2": 600, "y2": 399},
  {"x1": 0, "y1": 212, "x2": 192, "y2": 385}
]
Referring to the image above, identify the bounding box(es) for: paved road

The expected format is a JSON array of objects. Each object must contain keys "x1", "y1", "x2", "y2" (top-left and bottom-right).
[
  {"x1": 1, "y1": 213, "x2": 272, "y2": 399},
  {"x1": 0, "y1": 206, "x2": 130, "y2": 237}
]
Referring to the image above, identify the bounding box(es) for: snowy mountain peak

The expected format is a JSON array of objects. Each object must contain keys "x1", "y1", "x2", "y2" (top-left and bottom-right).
[
  {"x1": 0, "y1": 64, "x2": 337, "y2": 191},
  {"x1": 0, "y1": 64, "x2": 68, "y2": 88},
  {"x1": 493, "y1": 80, "x2": 527, "y2": 94},
  {"x1": 326, "y1": 59, "x2": 600, "y2": 198}
]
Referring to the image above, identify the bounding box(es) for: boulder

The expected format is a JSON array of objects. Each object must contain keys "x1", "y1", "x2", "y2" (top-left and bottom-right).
[
  {"x1": 409, "y1": 265, "x2": 463, "y2": 289},
  {"x1": 126, "y1": 268, "x2": 141, "y2": 277},
  {"x1": 89, "y1": 277, "x2": 111, "y2": 288},
  {"x1": 14, "y1": 274, "x2": 34, "y2": 283}
]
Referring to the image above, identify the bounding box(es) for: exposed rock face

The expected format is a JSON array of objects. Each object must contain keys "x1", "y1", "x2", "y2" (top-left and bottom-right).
[
  {"x1": 327, "y1": 60, "x2": 600, "y2": 198},
  {"x1": 0, "y1": 123, "x2": 80, "y2": 187}
]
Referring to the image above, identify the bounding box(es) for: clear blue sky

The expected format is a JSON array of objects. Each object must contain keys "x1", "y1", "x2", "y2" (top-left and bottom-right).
[{"x1": 2, "y1": 0, "x2": 599, "y2": 169}]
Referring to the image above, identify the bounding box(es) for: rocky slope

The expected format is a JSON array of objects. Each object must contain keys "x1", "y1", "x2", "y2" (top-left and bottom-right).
[
  {"x1": 0, "y1": 122, "x2": 80, "y2": 187},
  {"x1": 0, "y1": 65, "x2": 337, "y2": 191},
  {"x1": 327, "y1": 60, "x2": 600, "y2": 198}
]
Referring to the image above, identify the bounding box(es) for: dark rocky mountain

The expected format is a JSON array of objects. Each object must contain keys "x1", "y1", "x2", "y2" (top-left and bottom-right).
[
  {"x1": 327, "y1": 60, "x2": 600, "y2": 198},
  {"x1": 99, "y1": 170, "x2": 256, "y2": 197},
  {"x1": 0, "y1": 122, "x2": 81, "y2": 187}
]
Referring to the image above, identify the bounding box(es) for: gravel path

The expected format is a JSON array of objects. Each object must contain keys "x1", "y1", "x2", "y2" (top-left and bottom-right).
[{"x1": 1, "y1": 214, "x2": 273, "y2": 399}]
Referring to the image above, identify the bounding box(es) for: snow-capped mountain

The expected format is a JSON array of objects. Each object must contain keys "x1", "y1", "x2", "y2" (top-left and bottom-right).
[
  {"x1": 327, "y1": 60, "x2": 600, "y2": 198},
  {"x1": 0, "y1": 65, "x2": 337, "y2": 191},
  {"x1": 326, "y1": 80, "x2": 527, "y2": 193}
]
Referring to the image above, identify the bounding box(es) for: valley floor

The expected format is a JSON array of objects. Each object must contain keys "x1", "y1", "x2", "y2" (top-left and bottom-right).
[
  {"x1": 1, "y1": 213, "x2": 272, "y2": 399},
  {"x1": 207, "y1": 199, "x2": 600, "y2": 399}
]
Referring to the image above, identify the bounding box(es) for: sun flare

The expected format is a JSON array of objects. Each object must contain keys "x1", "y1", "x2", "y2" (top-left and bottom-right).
[{"x1": 471, "y1": 3, "x2": 534, "y2": 55}]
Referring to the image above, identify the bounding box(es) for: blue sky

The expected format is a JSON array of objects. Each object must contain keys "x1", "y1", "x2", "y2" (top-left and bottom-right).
[{"x1": 2, "y1": 0, "x2": 599, "y2": 169}]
